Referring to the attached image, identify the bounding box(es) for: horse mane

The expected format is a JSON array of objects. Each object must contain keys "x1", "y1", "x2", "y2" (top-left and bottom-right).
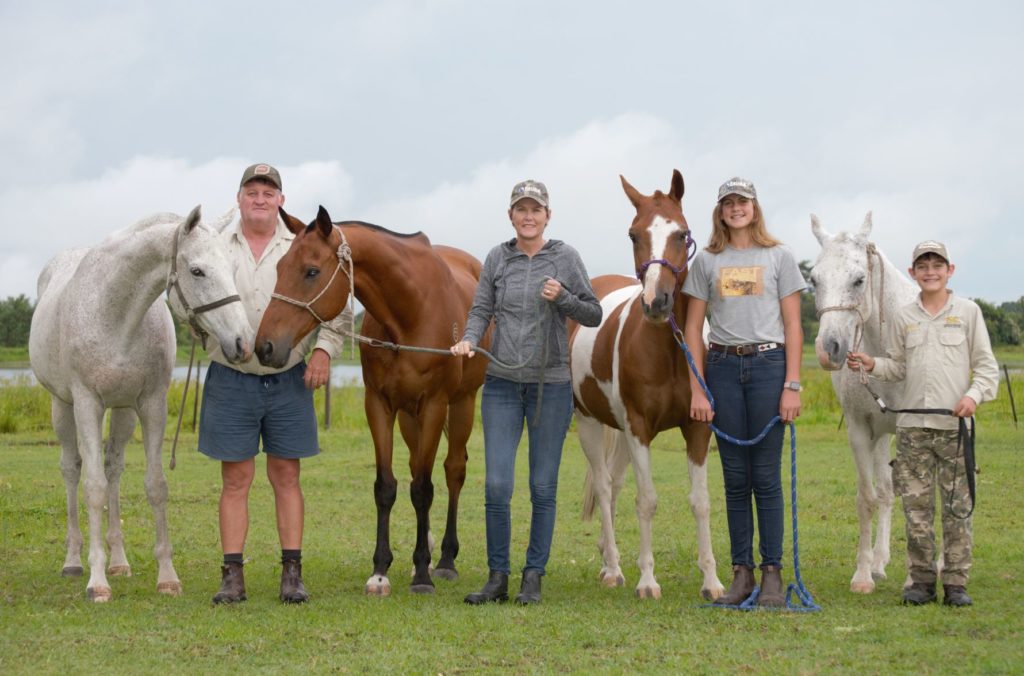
[
  {"x1": 104, "y1": 212, "x2": 184, "y2": 242},
  {"x1": 335, "y1": 220, "x2": 430, "y2": 243}
]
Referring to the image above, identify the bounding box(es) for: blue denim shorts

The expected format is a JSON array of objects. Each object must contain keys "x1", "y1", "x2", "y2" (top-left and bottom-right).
[{"x1": 198, "y1": 361, "x2": 320, "y2": 461}]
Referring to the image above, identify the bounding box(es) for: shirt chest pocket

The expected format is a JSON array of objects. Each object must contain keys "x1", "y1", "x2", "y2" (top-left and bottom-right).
[
  {"x1": 939, "y1": 327, "x2": 967, "y2": 363},
  {"x1": 905, "y1": 329, "x2": 925, "y2": 351}
]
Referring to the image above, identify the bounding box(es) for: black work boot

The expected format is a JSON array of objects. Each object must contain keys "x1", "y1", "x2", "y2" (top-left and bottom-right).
[
  {"x1": 464, "y1": 570, "x2": 508, "y2": 604},
  {"x1": 942, "y1": 584, "x2": 973, "y2": 607},
  {"x1": 757, "y1": 565, "x2": 785, "y2": 608},
  {"x1": 902, "y1": 581, "x2": 937, "y2": 605},
  {"x1": 714, "y1": 565, "x2": 756, "y2": 605},
  {"x1": 280, "y1": 560, "x2": 309, "y2": 604},
  {"x1": 515, "y1": 569, "x2": 542, "y2": 605},
  {"x1": 212, "y1": 562, "x2": 247, "y2": 604}
]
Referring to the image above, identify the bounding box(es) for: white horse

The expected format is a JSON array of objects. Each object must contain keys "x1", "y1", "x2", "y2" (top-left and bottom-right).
[
  {"x1": 29, "y1": 206, "x2": 253, "y2": 602},
  {"x1": 809, "y1": 212, "x2": 917, "y2": 593}
]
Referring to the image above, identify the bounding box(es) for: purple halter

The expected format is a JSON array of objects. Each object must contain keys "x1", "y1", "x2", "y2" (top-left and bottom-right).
[{"x1": 635, "y1": 230, "x2": 697, "y2": 280}]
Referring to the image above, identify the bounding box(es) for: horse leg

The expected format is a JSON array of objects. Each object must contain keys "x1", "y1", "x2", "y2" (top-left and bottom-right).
[
  {"x1": 625, "y1": 435, "x2": 661, "y2": 599},
  {"x1": 577, "y1": 416, "x2": 625, "y2": 588},
  {"x1": 396, "y1": 411, "x2": 431, "y2": 577},
  {"x1": 433, "y1": 395, "x2": 475, "y2": 581},
  {"x1": 848, "y1": 421, "x2": 879, "y2": 593},
  {"x1": 407, "y1": 400, "x2": 448, "y2": 594},
  {"x1": 73, "y1": 392, "x2": 112, "y2": 602},
  {"x1": 137, "y1": 396, "x2": 182, "y2": 596},
  {"x1": 53, "y1": 397, "x2": 84, "y2": 577},
  {"x1": 364, "y1": 395, "x2": 397, "y2": 596},
  {"x1": 683, "y1": 424, "x2": 724, "y2": 600},
  {"x1": 871, "y1": 434, "x2": 895, "y2": 582},
  {"x1": 104, "y1": 408, "x2": 133, "y2": 577}
]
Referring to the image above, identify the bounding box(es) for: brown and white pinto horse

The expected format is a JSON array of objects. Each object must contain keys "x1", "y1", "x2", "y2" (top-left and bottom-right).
[
  {"x1": 570, "y1": 170, "x2": 724, "y2": 600},
  {"x1": 255, "y1": 206, "x2": 490, "y2": 596}
]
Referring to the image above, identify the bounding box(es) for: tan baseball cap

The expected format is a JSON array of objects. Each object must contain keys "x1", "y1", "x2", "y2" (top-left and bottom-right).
[
  {"x1": 717, "y1": 177, "x2": 757, "y2": 201},
  {"x1": 239, "y1": 163, "x2": 282, "y2": 190},
  {"x1": 510, "y1": 179, "x2": 549, "y2": 208},
  {"x1": 912, "y1": 240, "x2": 949, "y2": 264}
]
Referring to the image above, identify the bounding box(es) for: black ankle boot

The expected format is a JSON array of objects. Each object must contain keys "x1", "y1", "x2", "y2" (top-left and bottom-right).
[
  {"x1": 212, "y1": 561, "x2": 246, "y2": 604},
  {"x1": 942, "y1": 584, "x2": 972, "y2": 607},
  {"x1": 464, "y1": 571, "x2": 508, "y2": 604},
  {"x1": 280, "y1": 560, "x2": 309, "y2": 604},
  {"x1": 902, "y1": 581, "x2": 937, "y2": 605},
  {"x1": 515, "y1": 569, "x2": 542, "y2": 605}
]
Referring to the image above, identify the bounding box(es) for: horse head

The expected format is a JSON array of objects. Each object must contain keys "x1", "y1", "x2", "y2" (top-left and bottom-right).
[
  {"x1": 166, "y1": 205, "x2": 253, "y2": 363},
  {"x1": 621, "y1": 169, "x2": 693, "y2": 323},
  {"x1": 809, "y1": 212, "x2": 875, "y2": 370},
  {"x1": 255, "y1": 205, "x2": 350, "y2": 368}
]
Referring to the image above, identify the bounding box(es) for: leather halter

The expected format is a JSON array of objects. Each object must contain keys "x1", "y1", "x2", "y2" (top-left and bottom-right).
[
  {"x1": 165, "y1": 230, "x2": 242, "y2": 348},
  {"x1": 815, "y1": 242, "x2": 885, "y2": 352},
  {"x1": 269, "y1": 224, "x2": 355, "y2": 333}
]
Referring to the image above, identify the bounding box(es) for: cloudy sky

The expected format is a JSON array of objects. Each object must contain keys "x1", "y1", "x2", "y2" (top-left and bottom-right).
[{"x1": 3, "y1": 1, "x2": 1021, "y2": 304}]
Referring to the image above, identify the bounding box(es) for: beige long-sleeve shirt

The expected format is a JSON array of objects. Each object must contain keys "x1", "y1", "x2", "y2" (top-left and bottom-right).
[
  {"x1": 206, "y1": 217, "x2": 345, "y2": 375},
  {"x1": 871, "y1": 291, "x2": 999, "y2": 430}
]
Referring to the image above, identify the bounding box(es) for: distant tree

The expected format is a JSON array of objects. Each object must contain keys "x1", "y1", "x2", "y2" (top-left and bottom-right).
[
  {"x1": 976, "y1": 298, "x2": 1021, "y2": 346},
  {"x1": 0, "y1": 295, "x2": 35, "y2": 347},
  {"x1": 798, "y1": 260, "x2": 818, "y2": 345}
]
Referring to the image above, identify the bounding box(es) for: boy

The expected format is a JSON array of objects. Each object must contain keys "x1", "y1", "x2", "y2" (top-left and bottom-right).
[{"x1": 847, "y1": 240, "x2": 998, "y2": 606}]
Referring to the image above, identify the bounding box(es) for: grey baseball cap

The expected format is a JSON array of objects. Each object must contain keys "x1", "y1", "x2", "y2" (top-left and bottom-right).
[
  {"x1": 239, "y1": 163, "x2": 282, "y2": 190},
  {"x1": 912, "y1": 240, "x2": 950, "y2": 264},
  {"x1": 717, "y1": 177, "x2": 757, "y2": 201},
  {"x1": 510, "y1": 179, "x2": 549, "y2": 208}
]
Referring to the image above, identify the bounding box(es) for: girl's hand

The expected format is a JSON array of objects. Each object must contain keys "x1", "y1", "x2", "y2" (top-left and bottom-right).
[
  {"x1": 690, "y1": 391, "x2": 714, "y2": 423},
  {"x1": 780, "y1": 389, "x2": 801, "y2": 423}
]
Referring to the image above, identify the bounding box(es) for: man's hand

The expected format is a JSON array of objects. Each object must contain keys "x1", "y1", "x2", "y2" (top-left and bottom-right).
[{"x1": 305, "y1": 348, "x2": 331, "y2": 390}]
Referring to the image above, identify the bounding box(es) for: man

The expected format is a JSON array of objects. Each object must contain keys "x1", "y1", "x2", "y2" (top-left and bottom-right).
[{"x1": 200, "y1": 163, "x2": 344, "y2": 604}]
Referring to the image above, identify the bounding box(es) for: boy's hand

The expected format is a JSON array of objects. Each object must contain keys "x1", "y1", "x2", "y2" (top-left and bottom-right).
[
  {"x1": 846, "y1": 351, "x2": 875, "y2": 372},
  {"x1": 953, "y1": 395, "x2": 978, "y2": 417}
]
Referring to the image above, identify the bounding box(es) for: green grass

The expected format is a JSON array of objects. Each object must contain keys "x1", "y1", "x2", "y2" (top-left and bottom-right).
[{"x1": 1, "y1": 378, "x2": 1022, "y2": 673}]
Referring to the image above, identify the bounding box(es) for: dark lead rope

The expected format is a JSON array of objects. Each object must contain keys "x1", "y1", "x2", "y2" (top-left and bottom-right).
[
  {"x1": 667, "y1": 315, "x2": 821, "y2": 612},
  {"x1": 860, "y1": 378, "x2": 976, "y2": 519}
]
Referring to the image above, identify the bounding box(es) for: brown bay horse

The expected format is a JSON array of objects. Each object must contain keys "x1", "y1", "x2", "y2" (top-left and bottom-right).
[
  {"x1": 255, "y1": 206, "x2": 490, "y2": 595},
  {"x1": 569, "y1": 170, "x2": 724, "y2": 600}
]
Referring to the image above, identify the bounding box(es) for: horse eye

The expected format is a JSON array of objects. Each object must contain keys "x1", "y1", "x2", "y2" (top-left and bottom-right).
[
  {"x1": 676, "y1": 230, "x2": 687, "y2": 241},
  {"x1": 189, "y1": 266, "x2": 205, "y2": 277},
  {"x1": 305, "y1": 267, "x2": 320, "y2": 279},
  {"x1": 628, "y1": 233, "x2": 637, "y2": 244},
  {"x1": 852, "y1": 276, "x2": 864, "y2": 287}
]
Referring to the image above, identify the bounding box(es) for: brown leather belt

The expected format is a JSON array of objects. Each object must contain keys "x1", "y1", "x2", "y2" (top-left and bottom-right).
[{"x1": 707, "y1": 342, "x2": 783, "y2": 356}]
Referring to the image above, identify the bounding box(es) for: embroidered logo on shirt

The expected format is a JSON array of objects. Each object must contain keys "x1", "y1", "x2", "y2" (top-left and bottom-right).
[
  {"x1": 945, "y1": 316, "x2": 963, "y2": 326},
  {"x1": 719, "y1": 266, "x2": 764, "y2": 297}
]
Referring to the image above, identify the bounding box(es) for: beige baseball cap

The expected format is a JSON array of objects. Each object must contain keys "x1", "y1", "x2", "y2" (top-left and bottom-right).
[
  {"x1": 911, "y1": 240, "x2": 949, "y2": 264},
  {"x1": 239, "y1": 163, "x2": 282, "y2": 190},
  {"x1": 510, "y1": 179, "x2": 549, "y2": 208},
  {"x1": 717, "y1": 177, "x2": 757, "y2": 201}
]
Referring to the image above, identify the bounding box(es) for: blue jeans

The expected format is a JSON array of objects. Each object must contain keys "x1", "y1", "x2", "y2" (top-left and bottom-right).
[
  {"x1": 480, "y1": 376, "x2": 574, "y2": 575},
  {"x1": 705, "y1": 348, "x2": 786, "y2": 569}
]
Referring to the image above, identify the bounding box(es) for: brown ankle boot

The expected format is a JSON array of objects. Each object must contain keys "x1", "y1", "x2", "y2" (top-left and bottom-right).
[
  {"x1": 280, "y1": 560, "x2": 309, "y2": 603},
  {"x1": 714, "y1": 565, "x2": 755, "y2": 605},
  {"x1": 757, "y1": 565, "x2": 785, "y2": 607},
  {"x1": 212, "y1": 561, "x2": 246, "y2": 604}
]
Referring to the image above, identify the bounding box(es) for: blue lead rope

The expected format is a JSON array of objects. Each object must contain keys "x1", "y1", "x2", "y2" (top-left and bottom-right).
[{"x1": 668, "y1": 316, "x2": 821, "y2": 612}]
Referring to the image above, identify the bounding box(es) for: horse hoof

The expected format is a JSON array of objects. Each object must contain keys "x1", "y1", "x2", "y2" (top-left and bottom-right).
[
  {"x1": 62, "y1": 566, "x2": 84, "y2": 577},
  {"x1": 635, "y1": 586, "x2": 662, "y2": 600},
  {"x1": 871, "y1": 570, "x2": 888, "y2": 581},
  {"x1": 157, "y1": 581, "x2": 183, "y2": 596},
  {"x1": 87, "y1": 586, "x2": 113, "y2": 603},
  {"x1": 850, "y1": 580, "x2": 875, "y2": 594},
  {"x1": 701, "y1": 585, "x2": 726, "y2": 602},
  {"x1": 364, "y1": 576, "x2": 392, "y2": 597},
  {"x1": 108, "y1": 565, "x2": 132, "y2": 577},
  {"x1": 431, "y1": 567, "x2": 458, "y2": 581},
  {"x1": 410, "y1": 583, "x2": 436, "y2": 595},
  {"x1": 601, "y1": 574, "x2": 625, "y2": 588}
]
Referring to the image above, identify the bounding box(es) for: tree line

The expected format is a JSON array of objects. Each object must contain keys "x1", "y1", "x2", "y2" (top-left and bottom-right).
[{"x1": 2, "y1": 268, "x2": 1023, "y2": 349}]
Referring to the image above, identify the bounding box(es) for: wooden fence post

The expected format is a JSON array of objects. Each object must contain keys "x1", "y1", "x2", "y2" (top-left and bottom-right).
[{"x1": 1003, "y1": 364, "x2": 1018, "y2": 429}]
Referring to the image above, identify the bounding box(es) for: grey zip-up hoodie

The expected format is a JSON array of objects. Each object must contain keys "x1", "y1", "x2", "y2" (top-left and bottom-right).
[{"x1": 462, "y1": 238, "x2": 602, "y2": 382}]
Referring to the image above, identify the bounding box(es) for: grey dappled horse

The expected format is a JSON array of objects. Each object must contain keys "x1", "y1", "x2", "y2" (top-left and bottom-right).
[{"x1": 29, "y1": 206, "x2": 252, "y2": 602}]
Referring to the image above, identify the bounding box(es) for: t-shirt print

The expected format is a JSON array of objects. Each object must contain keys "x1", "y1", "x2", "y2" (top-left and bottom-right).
[{"x1": 719, "y1": 266, "x2": 764, "y2": 297}]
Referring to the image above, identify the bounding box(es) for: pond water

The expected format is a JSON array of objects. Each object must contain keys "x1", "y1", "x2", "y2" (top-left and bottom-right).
[{"x1": 0, "y1": 363, "x2": 364, "y2": 387}]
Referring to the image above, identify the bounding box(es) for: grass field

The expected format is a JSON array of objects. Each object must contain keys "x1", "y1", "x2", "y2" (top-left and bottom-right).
[{"x1": 1, "y1": 368, "x2": 1022, "y2": 673}]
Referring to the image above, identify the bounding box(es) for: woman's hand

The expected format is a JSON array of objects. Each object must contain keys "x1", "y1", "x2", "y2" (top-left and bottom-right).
[
  {"x1": 541, "y1": 277, "x2": 562, "y2": 302},
  {"x1": 450, "y1": 340, "x2": 476, "y2": 358}
]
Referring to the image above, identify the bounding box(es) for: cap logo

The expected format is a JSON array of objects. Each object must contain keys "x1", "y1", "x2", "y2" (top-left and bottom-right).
[{"x1": 253, "y1": 164, "x2": 272, "y2": 176}]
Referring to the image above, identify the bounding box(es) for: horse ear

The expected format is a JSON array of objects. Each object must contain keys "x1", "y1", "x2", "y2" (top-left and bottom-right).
[
  {"x1": 856, "y1": 211, "x2": 873, "y2": 240},
  {"x1": 810, "y1": 214, "x2": 830, "y2": 245},
  {"x1": 183, "y1": 205, "x2": 202, "y2": 234},
  {"x1": 315, "y1": 205, "x2": 334, "y2": 237},
  {"x1": 620, "y1": 175, "x2": 643, "y2": 209},
  {"x1": 669, "y1": 170, "x2": 684, "y2": 203},
  {"x1": 279, "y1": 207, "x2": 305, "y2": 234},
  {"x1": 212, "y1": 207, "x2": 237, "y2": 233}
]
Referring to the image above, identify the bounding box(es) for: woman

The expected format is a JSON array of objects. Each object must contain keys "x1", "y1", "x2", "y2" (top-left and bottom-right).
[
  {"x1": 682, "y1": 177, "x2": 805, "y2": 607},
  {"x1": 451, "y1": 179, "x2": 601, "y2": 605}
]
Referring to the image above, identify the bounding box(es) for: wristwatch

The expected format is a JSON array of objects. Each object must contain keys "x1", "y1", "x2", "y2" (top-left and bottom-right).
[{"x1": 784, "y1": 381, "x2": 802, "y2": 392}]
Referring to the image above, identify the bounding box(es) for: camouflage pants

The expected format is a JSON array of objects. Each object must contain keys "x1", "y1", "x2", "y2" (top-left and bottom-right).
[{"x1": 892, "y1": 427, "x2": 973, "y2": 586}]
